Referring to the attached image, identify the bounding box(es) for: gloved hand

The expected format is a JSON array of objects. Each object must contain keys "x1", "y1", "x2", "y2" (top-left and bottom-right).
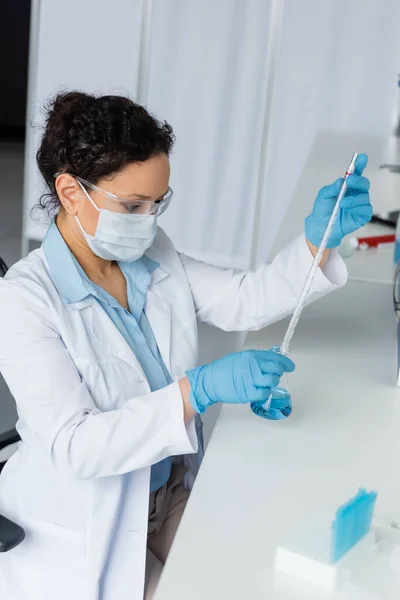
[
  {"x1": 305, "y1": 153, "x2": 373, "y2": 248},
  {"x1": 186, "y1": 349, "x2": 295, "y2": 414}
]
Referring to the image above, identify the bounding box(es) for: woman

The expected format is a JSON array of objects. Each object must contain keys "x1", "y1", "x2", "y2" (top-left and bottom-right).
[{"x1": 0, "y1": 92, "x2": 372, "y2": 600}]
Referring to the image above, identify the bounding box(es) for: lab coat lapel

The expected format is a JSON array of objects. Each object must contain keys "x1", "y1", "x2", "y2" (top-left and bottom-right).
[
  {"x1": 69, "y1": 265, "x2": 172, "y2": 377},
  {"x1": 79, "y1": 300, "x2": 147, "y2": 379},
  {"x1": 145, "y1": 268, "x2": 172, "y2": 374}
]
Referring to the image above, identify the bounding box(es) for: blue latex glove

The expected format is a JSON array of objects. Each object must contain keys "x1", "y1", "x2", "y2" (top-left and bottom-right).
[
  {"x1": 186, "y1": 349, "x2": 295, "y2": 414},
  {"x1": 305, "y1": 153, "x2": 373, "y2": 248}
]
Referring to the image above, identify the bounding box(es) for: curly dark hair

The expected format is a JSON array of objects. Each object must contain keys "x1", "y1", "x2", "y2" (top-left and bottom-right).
[{"x1": 36, "y1": 91, "x2": 175, "y2": 214}]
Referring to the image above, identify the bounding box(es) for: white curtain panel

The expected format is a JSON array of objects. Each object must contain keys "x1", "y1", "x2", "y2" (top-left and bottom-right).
[
  {"x1": 148, "y1": 0, "x2": 274, "y2": 270},
  {"x1": 257, "y1": 0, "x2": 400, "y2": 263}
]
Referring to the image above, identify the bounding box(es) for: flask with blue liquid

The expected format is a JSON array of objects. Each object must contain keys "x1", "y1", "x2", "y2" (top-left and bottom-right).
[{"x1": 250, "y1": 346, "x2": 292, "y2": 420}]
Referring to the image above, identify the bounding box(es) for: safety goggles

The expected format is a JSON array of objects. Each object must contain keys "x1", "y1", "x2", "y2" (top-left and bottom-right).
[{"x1": 55, "y1": 173, "x2": 173, "y2": 217}]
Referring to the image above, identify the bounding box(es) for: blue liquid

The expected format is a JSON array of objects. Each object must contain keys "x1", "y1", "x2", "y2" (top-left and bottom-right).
[{"x1": 250, "y1": 387, "x2": 292, "y2": 420}]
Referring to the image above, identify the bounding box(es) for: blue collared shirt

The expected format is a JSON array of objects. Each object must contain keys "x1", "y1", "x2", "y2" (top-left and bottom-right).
[{"x1": 42, "y1": 221, "x2": 172, "y2": 492}]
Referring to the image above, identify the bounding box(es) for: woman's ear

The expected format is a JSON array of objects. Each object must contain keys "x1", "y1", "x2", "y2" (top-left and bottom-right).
[{"x1": 55, "y1": 174, "x2": 81, "y2": 215}]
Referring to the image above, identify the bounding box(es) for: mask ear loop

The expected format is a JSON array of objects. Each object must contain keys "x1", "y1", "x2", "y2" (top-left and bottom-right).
[
  {"x1": 77, "y1": 181, "x2": 101, "y2": 211},
  {"x1": 74, "y1": 181, "x2": 101, "y2": 235}
]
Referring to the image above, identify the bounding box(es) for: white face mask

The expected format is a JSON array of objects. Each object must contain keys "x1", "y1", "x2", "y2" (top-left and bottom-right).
[{"x1": 75, "y1": 183, "x2": 157, "y2": 262}]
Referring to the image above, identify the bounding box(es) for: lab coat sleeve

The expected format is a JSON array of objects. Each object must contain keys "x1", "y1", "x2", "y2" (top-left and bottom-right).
[
  {"x1": 179, "y1": 235, "x2": 347, "y2": 331},
  {"x1": 0, "y1": 281, "x2": 197, "y2": 480}
]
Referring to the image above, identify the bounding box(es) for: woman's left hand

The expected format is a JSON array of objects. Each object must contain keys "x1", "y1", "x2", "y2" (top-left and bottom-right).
[{"x1": 305, "y1": 153, "x2": 373, "y2": 249}]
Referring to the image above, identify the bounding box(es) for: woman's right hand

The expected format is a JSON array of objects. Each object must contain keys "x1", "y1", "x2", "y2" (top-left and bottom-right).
[{"x1": 185, "y1": 349, "x2": 295, "y2": 414}]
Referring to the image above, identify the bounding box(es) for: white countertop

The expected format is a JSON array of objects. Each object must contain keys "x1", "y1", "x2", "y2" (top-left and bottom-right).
[
  {"x1": 155, "y1": 132, "x2": 400, "y2": 600},
  {"x1": 155, "y1": 279, "x2": 400, "y2": 600}
]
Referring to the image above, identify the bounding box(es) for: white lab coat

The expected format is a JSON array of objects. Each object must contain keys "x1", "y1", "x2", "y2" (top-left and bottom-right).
[{"x1": 0, "y1": 227, "x2": 347, "y2": 600}]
